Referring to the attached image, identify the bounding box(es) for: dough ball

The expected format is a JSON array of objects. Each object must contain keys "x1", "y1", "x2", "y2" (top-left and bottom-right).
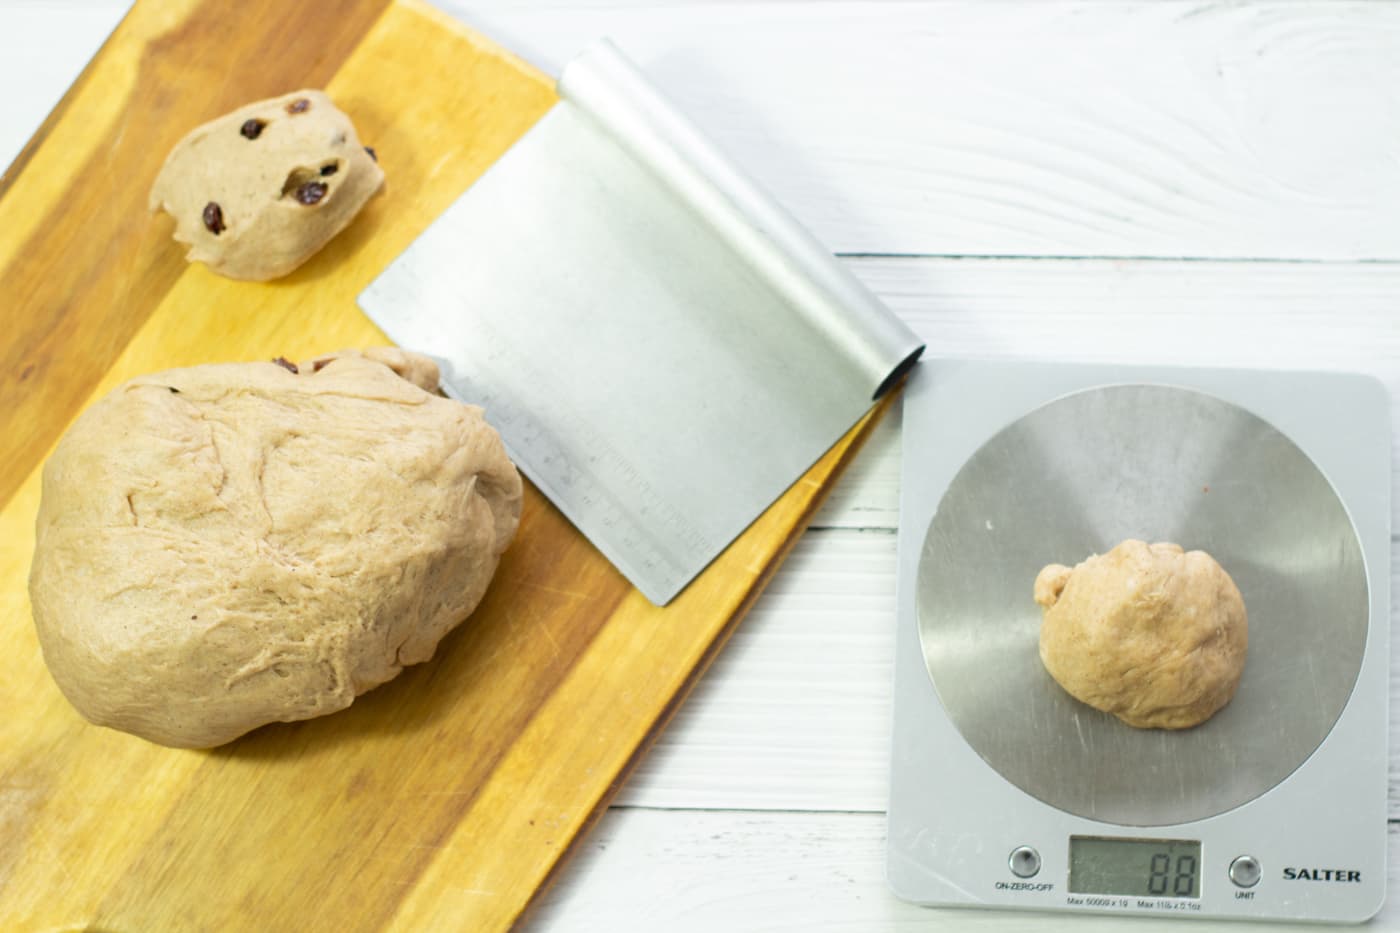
[
  {"x1": 1034, "y1": 540, "x2": 1247, "y2": 730},
  {"x1": 149, "y1": 90, "x2": 384, "y2": 281},
  {"x1": 29, "y1": 349, "x2": 522, "y2": 748}
]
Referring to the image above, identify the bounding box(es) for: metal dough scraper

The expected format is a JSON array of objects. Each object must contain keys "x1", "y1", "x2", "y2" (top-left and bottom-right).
[{"x1": 359, "y1": 40, "x2": 923, "y2": 605}]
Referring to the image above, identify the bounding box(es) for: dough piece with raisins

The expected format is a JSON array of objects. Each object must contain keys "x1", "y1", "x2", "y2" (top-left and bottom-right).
[{"x1": 149, "y1": 90, "x2": 383, "y2": 281}]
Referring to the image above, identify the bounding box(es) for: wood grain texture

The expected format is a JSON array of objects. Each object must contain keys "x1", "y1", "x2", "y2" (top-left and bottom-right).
[
  {"x1": 0, "y1": 0, "x2": 130, "y2": 183},
  {"x1": 9, "y1": 4, "x2": 1399, "y2": 931},
  {"x1": 616, "y1": 528, "x2": 897, "y2": 812},
  {"x1": 0, "y1": 0, "x2": 391, "y2": 506},
  {"x1": 528, "y1": 809, "x2": 1400, "y2": 932},
  {"x1": 0, "y1": 1, "x2": 890, "y2": 930},
  {"x1": 438, "y1": 5, "x2": 1400, "y2": 929},
  {"x1": 454, "y1": 1, "x2": 1400, "y2": 260}
]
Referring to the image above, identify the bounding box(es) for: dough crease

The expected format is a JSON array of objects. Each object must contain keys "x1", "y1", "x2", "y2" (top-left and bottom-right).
[
  {"x1": 30, "y1": 349, "x2": 521, "y2": 748},
  {"x1": 1035, "y1": 540, "x2": 1247, "y2": 730}
]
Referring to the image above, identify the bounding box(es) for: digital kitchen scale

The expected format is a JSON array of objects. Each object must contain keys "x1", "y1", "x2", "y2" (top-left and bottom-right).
[{"x1": 886, "y1": 360, "x2": 1391, "y2": 924}]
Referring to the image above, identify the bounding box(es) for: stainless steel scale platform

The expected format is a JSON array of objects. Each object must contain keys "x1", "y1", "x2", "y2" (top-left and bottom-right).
[{"x1": 887, "y1": 360, "x2": 1390, "y2": 924}]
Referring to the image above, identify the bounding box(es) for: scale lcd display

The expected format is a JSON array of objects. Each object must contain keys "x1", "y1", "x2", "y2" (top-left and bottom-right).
[{"x1": 1069, "y1": 836, "x2": 1202, "y2": 899}]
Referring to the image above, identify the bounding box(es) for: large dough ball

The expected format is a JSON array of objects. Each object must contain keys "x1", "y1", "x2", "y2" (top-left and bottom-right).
[
  {"x1": 149, "y1": 89, "x2": 384, "y2": 281},
  {"x1": 1034, "y1": 540, "x2": 1247, "y2": 730},
  {"x1": 29, "y1": 349, "x2": 521, "y2": 748}
]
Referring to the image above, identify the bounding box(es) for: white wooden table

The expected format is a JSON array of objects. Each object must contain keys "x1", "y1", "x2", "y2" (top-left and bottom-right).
[{"x1": 7, "y1": 3, "x2": 1399, "y2": 931}]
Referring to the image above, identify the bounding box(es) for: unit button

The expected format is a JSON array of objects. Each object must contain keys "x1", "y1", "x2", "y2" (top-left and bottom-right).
[
  {"x1": 1229, "y1": 855, "x2": 1262, "y2": 888},
  {"x1": 1009, "y1": 846, "x2": 1041, "y2": 879}
]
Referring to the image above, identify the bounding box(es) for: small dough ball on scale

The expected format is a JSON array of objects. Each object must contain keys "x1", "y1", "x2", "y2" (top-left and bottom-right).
[{"x1": 1034, "y1": 540, "x2": 1247, "y2": 730}]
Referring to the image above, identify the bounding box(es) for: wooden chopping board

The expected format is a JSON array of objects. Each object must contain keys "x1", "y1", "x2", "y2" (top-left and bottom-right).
[{"x1": 0, "y1": 1, "x2": 893, "y2": 930}]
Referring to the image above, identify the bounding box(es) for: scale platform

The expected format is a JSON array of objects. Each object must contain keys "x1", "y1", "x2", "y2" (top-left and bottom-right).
[{"x1": 887, "y1": 360, "x2": 1391, "y2": 924}]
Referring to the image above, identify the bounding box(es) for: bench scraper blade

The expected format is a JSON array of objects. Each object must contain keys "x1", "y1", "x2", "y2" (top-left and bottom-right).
[{"x1": 360, "y1": 40, "x2": 923, "y2": 605}]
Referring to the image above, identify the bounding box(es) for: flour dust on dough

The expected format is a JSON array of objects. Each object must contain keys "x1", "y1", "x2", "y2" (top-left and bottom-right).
[
  {"x1": 29, "y1": 348, "x2": 521, "y2": 748},
  {"x1": 1034, "y1": 540, "x2": 1248, "y2": 730}
]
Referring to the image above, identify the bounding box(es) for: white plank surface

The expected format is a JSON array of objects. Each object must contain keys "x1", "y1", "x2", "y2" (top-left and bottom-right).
[
  {"x1": 599, "y1": 256, "x2": 1400, "y2": 928},
  {"x1": 528, "y1": 809, "x2": 1400, "y2": 932},
  {"x1": 0, "y1": 1, "x2": 130, "y2": 175},
  {"x1": 813, "y1": 258, "x2": 1400, "y2": 532},
  {"x1": 615, "y1": 526, "x2": 1400, "y2": 814},
  {"x1": 6, "y1": 2, "x2": 1399, "y2": 931},
  {"x1": 618, "y1": 528, "x2": 898, "y2": 811},
  {"x1": 449, "y1": 1, "x2": 1400, "y2": 260}
]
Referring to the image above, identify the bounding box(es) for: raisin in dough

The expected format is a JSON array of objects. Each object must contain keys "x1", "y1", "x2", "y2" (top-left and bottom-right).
[
  {"x1": 1034, "y1": 540, "x2": 1247, "y2": 730},
  {"x1": 149, "y1": 90, "x2": 384, "y2": 281},
  {"x1": 29, "y1": 349, "x2": 521, "y2": 748}
]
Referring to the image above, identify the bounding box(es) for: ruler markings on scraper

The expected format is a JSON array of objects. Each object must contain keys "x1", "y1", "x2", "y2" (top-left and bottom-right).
[{"x1": 359, "y1": 41, "x2": 924, "y2": 605}]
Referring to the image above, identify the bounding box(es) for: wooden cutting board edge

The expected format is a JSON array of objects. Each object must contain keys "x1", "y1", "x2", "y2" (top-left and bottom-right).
[
  {"x1": 517, "y1": 391, "x2": 899, "y2": 929},
  {"x1": 0, "y1": 0, "x2": 402, "y2": 506},
  {"x1": 0, "y1": 2, "x2": 906, "y2": 928},
  {"x1": 374, "y1": 392, "x2": 901, "y2": 932},
  {"x1": 0, "y1": 9, "x2": 126, "y2": 202}
]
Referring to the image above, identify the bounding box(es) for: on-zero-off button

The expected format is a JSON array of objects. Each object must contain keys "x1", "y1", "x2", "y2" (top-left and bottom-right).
[
  {"x1": 1230, "y1": 855, "x2": 1261, "y2": 888},
  {"x1": 1009, "y1": 846, "x2": 1041, "y2": 878}
]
